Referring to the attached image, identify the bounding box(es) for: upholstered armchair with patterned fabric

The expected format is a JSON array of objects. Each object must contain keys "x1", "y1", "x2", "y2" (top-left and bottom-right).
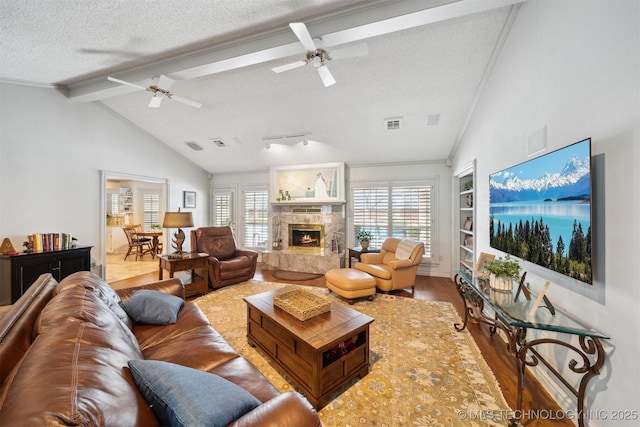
[
  {"x1": 354, "y1": 237, "x2": 424, "y2": 292},
  {"x1": 190, "y1": 226, "x2": 258, "y2": 289}
]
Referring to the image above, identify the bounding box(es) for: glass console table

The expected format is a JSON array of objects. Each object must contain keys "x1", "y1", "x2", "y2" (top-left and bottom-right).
[{"x1": 454, "y1": 270, "x2": 609, "y2": 427}]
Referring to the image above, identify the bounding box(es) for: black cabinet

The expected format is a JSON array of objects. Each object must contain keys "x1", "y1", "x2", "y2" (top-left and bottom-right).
[{"x1": 0, "y1": 246, "x2": 92, "y2": 304}]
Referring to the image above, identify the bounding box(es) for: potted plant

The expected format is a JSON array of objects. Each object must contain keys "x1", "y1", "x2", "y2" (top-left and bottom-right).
[
  {"x1": 356, "y1": 230, "x2": 372, "y2": 250},
  {"x1": 484, "y1": 255, "x2": 520, "y2": 291}
]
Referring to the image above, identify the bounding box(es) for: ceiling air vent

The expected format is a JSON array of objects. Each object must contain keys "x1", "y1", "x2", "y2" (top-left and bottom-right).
[
  {"x1": 426, "y1": 114, "x2": 441, "y2": 127},
  {"x1": 384, "y1": 117, "x2": 403, "y2": 131},
  {"x1": 210, "y1": 138, "x2": 227, "y2": 147},
  {"x1": 185, "y1": 141, "x2": 203, "y2": 151}
]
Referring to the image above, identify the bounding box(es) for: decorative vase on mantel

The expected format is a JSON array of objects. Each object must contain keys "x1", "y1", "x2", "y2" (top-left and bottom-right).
[{"x1": 360, "y1": 241, "x2": 369, "y2": 250}]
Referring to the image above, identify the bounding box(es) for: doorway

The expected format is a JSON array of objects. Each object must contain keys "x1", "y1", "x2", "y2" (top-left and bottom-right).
[{"x1": 100, "y1": 171, "x2": 169, "y2": 283}]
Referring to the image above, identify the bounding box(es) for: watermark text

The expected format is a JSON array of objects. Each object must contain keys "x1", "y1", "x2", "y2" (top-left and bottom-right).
[{"x1": 456, "y1": 409, "x2": 638, "y2": 422}]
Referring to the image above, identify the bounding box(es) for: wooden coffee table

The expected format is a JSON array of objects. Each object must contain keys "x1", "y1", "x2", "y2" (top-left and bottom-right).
[{"x1": 244, "y1": 289, "x2": 374, "y2": 409}]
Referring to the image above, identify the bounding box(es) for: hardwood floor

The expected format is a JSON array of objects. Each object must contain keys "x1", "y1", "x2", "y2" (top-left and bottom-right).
[
  {"x1": 105, "y1": 252, "x2": 157, "y2": 283},
  {"x1": 110, "y1": 265, "x2": 573, "y2": 426}
]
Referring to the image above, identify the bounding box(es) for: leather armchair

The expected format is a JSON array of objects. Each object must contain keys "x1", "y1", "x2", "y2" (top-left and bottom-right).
[
  {"x1": 191, "y1": 226, "x2": 258, "y2": 289},
  {"x1": 354, "y1": 237, "x2": 424, "y2": 292}
]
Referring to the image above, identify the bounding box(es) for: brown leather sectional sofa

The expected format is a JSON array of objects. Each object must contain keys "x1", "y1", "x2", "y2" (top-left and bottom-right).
[{"x1": 0, "y1": 271, "x2": 321, "y2": 426}]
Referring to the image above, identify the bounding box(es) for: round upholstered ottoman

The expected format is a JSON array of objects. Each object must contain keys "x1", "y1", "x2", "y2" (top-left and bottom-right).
[{"x1": 325, "y1": 268, "x2": 377, "y2": 304}]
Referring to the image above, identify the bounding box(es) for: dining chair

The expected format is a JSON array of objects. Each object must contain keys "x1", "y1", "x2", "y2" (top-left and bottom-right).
[
  {"x1": 122, "y1": 226, "x2": 152, "y2": 261},
  {"x1": 131, "y1": 224, "x2": 152, "y2": 244}
]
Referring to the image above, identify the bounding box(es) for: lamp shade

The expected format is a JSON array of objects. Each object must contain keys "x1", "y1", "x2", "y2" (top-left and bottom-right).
[{"x1": 162, "y1": 212, "x2": 194, "y2": 228}]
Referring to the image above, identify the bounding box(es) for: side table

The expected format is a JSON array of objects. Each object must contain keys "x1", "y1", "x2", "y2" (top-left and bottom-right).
[
  {"x1": 347, "y1": 246, "x2": 380, "y2": 268},
  {"x1": 453, "y1": 269, "x2": 609, "y2": 427},
  {"x1": 158, "y1": 253, "x2": 208, "y2": 298}
]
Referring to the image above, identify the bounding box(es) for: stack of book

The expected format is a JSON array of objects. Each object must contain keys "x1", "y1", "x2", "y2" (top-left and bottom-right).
[{"x1": 27, "y1": 233, "x2": 73, "y2": 252}]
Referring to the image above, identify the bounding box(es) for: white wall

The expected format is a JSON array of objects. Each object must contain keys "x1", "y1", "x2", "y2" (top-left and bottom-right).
[
  {"x1": 212, "y1": 161, "x2": 453, "y2": 277},
  {"x1": 0, "y1": 84, "x2": 211, "y2": 272},
  {"x1": 452, "y1": 0, "x2": 639, "y2": 424}
]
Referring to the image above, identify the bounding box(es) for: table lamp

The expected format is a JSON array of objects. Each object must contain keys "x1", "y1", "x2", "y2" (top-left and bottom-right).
[{"x1": 162, "y1": 209, "x2": 194, "y2": 258}]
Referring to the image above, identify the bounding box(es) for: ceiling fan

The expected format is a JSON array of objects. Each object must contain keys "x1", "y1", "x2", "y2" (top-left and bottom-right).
[
  {"x1": 272, "y1": 22, "x2": 368, "y2": 87},
  {"x1": 107, "y1": 75, "x2": 202, "y2": 108}
]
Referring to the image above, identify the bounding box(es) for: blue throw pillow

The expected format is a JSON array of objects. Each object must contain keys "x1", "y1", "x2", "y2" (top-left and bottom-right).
[
  {"x1": 128, "y1": 360, "x2": 261, "y2": 427},
  {"x1": 119, "y1": 290, "x2": 184, "y2": 325}
]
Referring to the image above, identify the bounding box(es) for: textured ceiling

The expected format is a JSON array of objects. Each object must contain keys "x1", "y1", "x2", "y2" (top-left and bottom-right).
[
  {"x1": 0, "y1": 0, "x2": 523, "y2": 173},
  {"x1": 1, "y1": 0, "x2": 360, "y2": 85}
]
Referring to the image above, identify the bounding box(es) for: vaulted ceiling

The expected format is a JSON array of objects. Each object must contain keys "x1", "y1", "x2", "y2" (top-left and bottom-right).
[{"x1": 0, "y1": 0, "x2": 523, "y2": 173}]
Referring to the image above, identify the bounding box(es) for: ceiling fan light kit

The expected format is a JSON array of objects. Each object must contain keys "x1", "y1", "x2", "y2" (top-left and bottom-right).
[
  {"x1": 107, "y1": 75, "x2": 202, "y2": 109},
  {"x1": 271, "y1": 22, "x2": 368, "y2": 88}
]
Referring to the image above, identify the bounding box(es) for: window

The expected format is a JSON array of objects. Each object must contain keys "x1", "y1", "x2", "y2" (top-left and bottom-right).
[
  {"x1": 107, "y1": 192, "x2": 119, "y2": 215},
  {"x1": 212, "y1": 191, "x2": 233, "y2": 226},
  {"x1": 352, "y1": 185, "x2": 389, "y2": 248},
  {"x1": 351, "y1": 180, "x2": 436, "y2": 261},
  {"x1": 242, "y1": 188, "x2": 268, "y2": 249},
  {"x1": 143, "y1": 193, "x2": 160, "y2": 231}
]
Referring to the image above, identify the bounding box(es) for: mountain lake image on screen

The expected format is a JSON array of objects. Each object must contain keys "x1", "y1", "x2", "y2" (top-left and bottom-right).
[{"x1": 489, "y1": 138, "x2": 592, "y2": 284}]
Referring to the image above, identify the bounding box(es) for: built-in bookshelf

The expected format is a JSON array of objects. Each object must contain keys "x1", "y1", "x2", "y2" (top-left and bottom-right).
[
  {"x1": 455, "y1": 161, "x2": 475, "y2": 277},
  {"x1": 120, "y1": 188, "x2": 133, "y2": 213}
]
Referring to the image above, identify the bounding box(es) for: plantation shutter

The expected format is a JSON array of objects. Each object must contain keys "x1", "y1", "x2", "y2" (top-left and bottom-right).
[
  {"x1": 242, "y1": 188, "x2": 268, "y2": 249},
  {"x1": 391, "y1": 184, "x2": 432, "y2": 257},
  {"x1": 143, "y1": 193, "x2": 160, "y2": 231},
  {"x1": 352, "y1": 186, "x2": 388, "y2": 248},
  {"x1": 351, "y1": 180, "x2": 435, "y2": 261},
  {"x1": 108, "y1": 193, "x2": 119, "y2": 215},
  {"x1": 213, "y1": 192, "x2": 232, "y2": 226}
]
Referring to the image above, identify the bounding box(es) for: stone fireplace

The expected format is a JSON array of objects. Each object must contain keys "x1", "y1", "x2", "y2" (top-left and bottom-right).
[{"x1": 261, "y1": 205, "x2": 345, "y2": 274}]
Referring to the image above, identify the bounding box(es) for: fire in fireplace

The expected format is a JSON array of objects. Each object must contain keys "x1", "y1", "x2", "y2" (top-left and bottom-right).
[{"x1": 288, "y1": 224, "x2": 324, "y2": 252}]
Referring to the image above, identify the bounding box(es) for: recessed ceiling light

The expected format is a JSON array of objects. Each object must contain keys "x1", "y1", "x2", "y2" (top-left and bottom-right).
[{"x1": 185, "y1": 141, "x2": 203, "y2": 151}]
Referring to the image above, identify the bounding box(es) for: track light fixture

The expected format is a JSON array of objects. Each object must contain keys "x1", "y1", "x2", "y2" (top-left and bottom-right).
[{"x1": 262, "y1": 132, "x2": 311, "y2": 149}]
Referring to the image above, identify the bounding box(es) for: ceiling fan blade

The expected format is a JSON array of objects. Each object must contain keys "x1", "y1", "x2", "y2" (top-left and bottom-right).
[
  {"x1": 170, "y1": 95, "x2": 202, "y2": 109},
  {"x1": 272, "y1": 61, "x2": 307, "y2": 73},
  {"x1": 157, "y1": 74, "x2": 175, "y2": 90},
  {"x1": 148, "y1": 95, "x2": 163, "y2": 108},
  {"x1": 317, "y1": 65, "x2": 336, "y2": 87},
  {"x1": 330, "y1": 43, "x2": 369, "y2": 60},
  {"x1": 289, "y1": 22, "x2": 317, "y2": 52},
  {"x1": 107, "y1": 76, "x2": 147, "y2": 91}
]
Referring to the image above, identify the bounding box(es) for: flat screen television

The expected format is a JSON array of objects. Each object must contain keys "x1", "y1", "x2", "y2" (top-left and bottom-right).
[{"x1": 489, "y1": 138, "x2": 592, "y2": 284}]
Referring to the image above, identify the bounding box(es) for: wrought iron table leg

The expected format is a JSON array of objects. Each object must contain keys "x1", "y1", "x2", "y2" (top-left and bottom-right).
[
  {"x1": 515, "y1": 334, "x2": 605, "y2": 427},
  {"x1": 453, "y1": 274, "x2": 470, "y2": 331}
]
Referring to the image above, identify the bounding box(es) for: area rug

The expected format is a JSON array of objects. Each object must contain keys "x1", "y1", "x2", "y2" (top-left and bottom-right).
[
  {"x1": 193, "y1": 280, "x2": 511, "y2": 426},
  {"x1": 272, "y1": 270, "x2": 324, "y2": 281}
]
